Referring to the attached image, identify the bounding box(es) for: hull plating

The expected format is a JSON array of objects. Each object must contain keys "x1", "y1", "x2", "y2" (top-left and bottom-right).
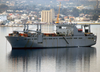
[{"x1": 6, "y1": 36, "x2": 96, "y2": 49}]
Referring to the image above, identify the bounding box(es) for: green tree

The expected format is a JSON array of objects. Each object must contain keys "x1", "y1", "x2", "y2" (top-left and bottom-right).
[
  {"x1": 92, "y1": 14, "x2": 99, "y2": 21},
  {"x1": 0, "y1": 4, "x2": 9, "y2": 13},
  {"x1": 72, "y1": 8, "x2": 79, "y2": 17},
  {"x1": 61, "y1": 8, "x2": 68, "y2": 16}
]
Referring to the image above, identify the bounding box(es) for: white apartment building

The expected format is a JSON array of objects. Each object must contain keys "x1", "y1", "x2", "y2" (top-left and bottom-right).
[
  {"x1": 0, "y1": 15, "x2": 7, "y2": 22},
  {"x1": 41, "y1": 9, "x2": 55, "y2": 24}
]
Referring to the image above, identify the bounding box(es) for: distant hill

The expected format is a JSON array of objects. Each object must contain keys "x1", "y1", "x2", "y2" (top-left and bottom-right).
[
  {"x1": 0, "y1": 4, "x2": 9, "y2": 13},
  {"x1": 26, "y1": 0, "x2": 97, "y2": 6}
]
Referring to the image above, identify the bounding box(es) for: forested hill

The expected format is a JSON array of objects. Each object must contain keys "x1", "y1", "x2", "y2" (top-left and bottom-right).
[{"x1": 0, "y1": 4, "x2": 8, "y2": 13}]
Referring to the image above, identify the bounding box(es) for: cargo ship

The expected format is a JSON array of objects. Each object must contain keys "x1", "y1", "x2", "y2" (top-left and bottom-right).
[{"x1": 6, "y1": 24, "x2": 97, "y2": 49}]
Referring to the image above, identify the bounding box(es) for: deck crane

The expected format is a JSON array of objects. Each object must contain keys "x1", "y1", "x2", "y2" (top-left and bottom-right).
[{"x1": 55, "y1": 2, "x2": 61, "y2": 24}]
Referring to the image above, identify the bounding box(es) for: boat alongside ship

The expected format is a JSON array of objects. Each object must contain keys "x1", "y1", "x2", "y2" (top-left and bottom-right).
[{"x1": 6, "y1": 23, "x2": 97, "y2": 49}]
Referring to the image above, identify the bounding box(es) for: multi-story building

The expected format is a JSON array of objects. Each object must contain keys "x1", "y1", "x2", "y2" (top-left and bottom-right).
[
  {"x1": 0, "y1": 15, "x2": 7, "y2": 22},
  {"x1": 41, "y1": 9, "x2": 55, "y2": 24}
]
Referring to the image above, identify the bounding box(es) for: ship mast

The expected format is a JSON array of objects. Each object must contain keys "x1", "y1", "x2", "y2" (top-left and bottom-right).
[{"x1": 21, "y1": 19, "x2": 27, "y2": 32}]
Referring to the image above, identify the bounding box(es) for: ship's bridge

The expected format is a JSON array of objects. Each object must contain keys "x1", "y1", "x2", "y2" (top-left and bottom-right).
[
  {"x1": 56, "y1": 24, "x2": 74, "y2": 36},
  {"x1": 56, "y1": 24, "x2": 91, "y2": 36}
]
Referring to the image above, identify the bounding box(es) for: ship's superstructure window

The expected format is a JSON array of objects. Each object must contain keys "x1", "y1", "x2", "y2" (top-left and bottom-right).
[
  {"x1": 34, "y1": 38, "x2": 37, "y2": 40},
  {"x1": 74, "y1": 37, "x2": 77, "y2": 39},
  {"x1": 59, "y1": 26, "x2": 62, "y2": 29},
  {"x1": 46, "y1": 38, "x2": 49, "y2": 40},
  {"x1": 88, "y1": 37, "x2": 91, "y2": 39},
  {"x1": 67, "y1": 38, "x2": 72, "y2": 39},
  {"x1": 79, "y1": 37, "x2": 82, "y2": 39},
  {"x1": 59, "y1": 38, "x2": 63, "y2": 39},
  {"x1": 28, "y1": 39, "x2": 30, "y2": 40},
  {"x1": 49, "y1": 38, "x2": 52, "y2": 39},
  {"x1": 43, "y1": 38, "x2": 46, "y2": 40},
  {"x1": 38, "y1": 42, "x2": 42, "y2": 44}
]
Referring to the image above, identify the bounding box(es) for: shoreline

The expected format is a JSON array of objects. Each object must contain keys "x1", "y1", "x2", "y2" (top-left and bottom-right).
[
  {"x1": 0, "y1": 23, "x2": 100, "y2": 27},
  {"x1": 0, "y1": 25, "x2": 23, "y2": 27},
  {"x1": 77, "y1": 23, "x2": 100, "y2": 24}
]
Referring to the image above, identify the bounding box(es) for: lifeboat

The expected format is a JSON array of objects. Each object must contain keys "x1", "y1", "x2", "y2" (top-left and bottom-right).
[
  {"x1": 9, "y1": 33, "x2": 13, "y2": 36},
  {"x1": 43, "y1": 33, "x2": 56, "y2": 36},
  {"x1": 78, "y1": 29, "x2": 82, "y2": 32},
  {"x1": 19, "y1": 33, "x2": 23, "y2": 36},
  {"x1": 23, "y1": 34, "x2": 28, "y2": 37}
]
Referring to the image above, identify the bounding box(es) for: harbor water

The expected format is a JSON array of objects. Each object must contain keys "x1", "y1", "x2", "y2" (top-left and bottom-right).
[{"x1": 0, "y1": 25, "x2": 100, "y2": 72}]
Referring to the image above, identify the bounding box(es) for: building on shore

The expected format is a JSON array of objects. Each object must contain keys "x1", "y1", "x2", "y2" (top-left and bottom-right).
[
  {"x1": 0, "y1": 15, "x2": 7, "y2": 22},
  {"x1": 0, "y1": 15, "x2": 7, "y2": 24},
  {"x1": 41, "y1": 9, "x2": 55, "y2": 24}
]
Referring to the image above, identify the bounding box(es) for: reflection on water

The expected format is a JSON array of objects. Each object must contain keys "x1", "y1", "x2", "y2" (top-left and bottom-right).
[{"x1": 8, "y1": 47, "x2": 96, "y2": 72}]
